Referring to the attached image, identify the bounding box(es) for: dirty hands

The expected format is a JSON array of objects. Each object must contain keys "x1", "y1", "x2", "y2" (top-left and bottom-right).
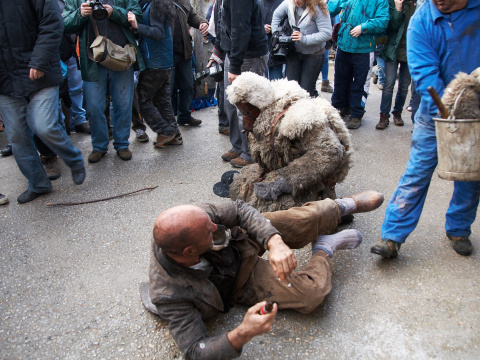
[
  {"x1": 254, "y1": 177, "x2": 292, "y2": 201},
  {"x1": 227, "y1": 301, "x2": 278, "y2": 351},
  {"x1": 127, "y1": 11, "x2": 138, "y2": 29},
  {"x1": 350, "y1": 25, "x2": 362, "y2": 37},
  {"x1": 29, "y1": 69, "x2": 44, "y2": 81},
  {"x1": 267, "y1": 234, "x2": 297, "y2": 282}
]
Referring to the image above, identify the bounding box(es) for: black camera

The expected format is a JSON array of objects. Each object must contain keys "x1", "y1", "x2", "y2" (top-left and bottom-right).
[
  {"x1": 89, "y1": 0, "x2": 108, "y2": 21},
  {"x1": 194, "y1": 62, "x2": 224, "y2": 82},
  {"x1": 271, "y1": 25, "x2": 299, "y2": 63}
]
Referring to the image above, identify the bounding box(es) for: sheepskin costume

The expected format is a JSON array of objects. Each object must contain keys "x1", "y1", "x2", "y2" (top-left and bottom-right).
[
  {"x1": 226, "y1": 72, "x2": 353, "y2": 212},
  {"x1": 442, "y1": 67, "x2": 480, "y2": 119}
]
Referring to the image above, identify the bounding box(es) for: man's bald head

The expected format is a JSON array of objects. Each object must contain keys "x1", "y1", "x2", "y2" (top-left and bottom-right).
[{"x1": 153, "y1": 205, "x2": 211, "y2": 256}]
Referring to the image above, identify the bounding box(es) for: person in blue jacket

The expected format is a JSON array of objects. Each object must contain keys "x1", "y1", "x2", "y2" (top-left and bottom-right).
[
  {"x1": 371, "y1": 0, "x2": 480, "y2": 258},
  {"x1": 328, "y1": 0, "x2": 389, "y2": 129},
  {"x1": 128, "y1": 0, "x2": 182, "y2": 147}
]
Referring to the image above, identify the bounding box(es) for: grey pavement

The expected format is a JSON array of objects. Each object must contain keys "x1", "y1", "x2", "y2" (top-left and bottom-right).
[{"x1": 0, "y1": 77, "x2": 479, "y2": 359}]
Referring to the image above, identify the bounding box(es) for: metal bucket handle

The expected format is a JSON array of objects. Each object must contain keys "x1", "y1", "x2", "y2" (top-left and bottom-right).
[{"x1": 446, "y1": 88, "x2": 467, "y2": 133}]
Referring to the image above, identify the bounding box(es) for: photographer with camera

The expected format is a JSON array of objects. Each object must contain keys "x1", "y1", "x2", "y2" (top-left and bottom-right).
[
  {"x1": 63, "y1": 0, "x2": 145, "y2": 163},
  {"x1": 271, "y1": 0, "x2": 332, "y2": 97}
]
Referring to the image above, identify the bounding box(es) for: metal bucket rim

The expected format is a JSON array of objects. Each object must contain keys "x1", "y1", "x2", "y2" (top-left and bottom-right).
[{"x1": 434, "y1": 117, "x2": 480, "y2": 123}]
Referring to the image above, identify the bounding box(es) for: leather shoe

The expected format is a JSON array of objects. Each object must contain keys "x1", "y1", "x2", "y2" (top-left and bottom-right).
[
  {"x1": 17, "y1": 189, "x2": 50, "y2": 204},
  {"x1": 370, "y1": 239, "x2": 401, "y2": 259},
  {"x1": 117, "y1": 148, "x2": 132, "y2": 161},
  {"x1": 221, "y1": 150, "x2": 241, "y2": 162},
  {"x1": 447, "y1": 234, "x2": 473, "y2": 256},
  {"x1": 347, "y1": 190, "x2": 384, "y2": 213},
  {"x1": 230, "y1": 157, "x2": 253, "y2": 168},
  {"x1": 71, "y1": 167, "x2": 86, "y2": 185},
  {"x1": 88, "y1": 150, "x2": 106, "y2": 163}
]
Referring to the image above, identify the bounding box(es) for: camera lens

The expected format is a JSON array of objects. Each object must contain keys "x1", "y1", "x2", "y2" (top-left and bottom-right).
[{"x1": 92, "y1": 4, "x2": 108, "y2": 21}]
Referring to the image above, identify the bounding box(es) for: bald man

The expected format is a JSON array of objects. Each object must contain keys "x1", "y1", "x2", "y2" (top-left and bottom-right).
[{"x1": 140, "y1": 191, "x2": 383, "y2": 359}]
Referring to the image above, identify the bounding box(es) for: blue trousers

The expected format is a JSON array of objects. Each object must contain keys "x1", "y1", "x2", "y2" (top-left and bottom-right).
[
  {"x1": 380, "y1": 60, "x2": 411, "y2": 116},
  {"x1": 224, "y1": 54, "x2": 268, "y2": 162},
  {"x1": 321, "y1": 50, "x2": 329, "y2": 81},
  {"x1": 0, "y1": 86, "x2": 84, "y2": 193},
  {"x1": 381, "y1": 115, "x2": 480, "y2": 243},
  {"x1": 331, "y1": 49, "x2": 371, "y2": 119},
  {"x1": 83, "y1": 65, "x2": 134, "y2": 152},
  {"x1": 66, "y1": 57, "x2": 87, "y2": 129}
]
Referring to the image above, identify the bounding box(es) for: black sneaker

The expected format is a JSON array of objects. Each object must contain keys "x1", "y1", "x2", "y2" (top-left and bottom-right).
[
  {"x1": 135, "y1": 128, "x2": 149, "y2": 142},
  {"x1": 178, "y1": 117, "x2": 202, "y2": 126},
  {"x1": 1, "y1": 144, "x2": 12, "y2": 156},
  {"x1": 17, "y1": 189, "x2": 50, "y2": 204}
]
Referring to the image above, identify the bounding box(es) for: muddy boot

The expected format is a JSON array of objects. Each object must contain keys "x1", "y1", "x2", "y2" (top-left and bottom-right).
[
  {"x1": 447, "y1": 234, "x2": 473, "y2": 256},
  {"x1": 321, "y1": 80, "x2": 333, "y2": 93},
  {"x1": 393, "y1": 112, "x2": 404, "y2": 126},
  {"x1": 376, "y1": 113, "x2": 390, "y2": 130},
  {"x1": 41, "y1": 155, "x2": 61, "y2": 180},
  {"x1": 370, "y1": 239, "x2": 401, "y2": 258}
]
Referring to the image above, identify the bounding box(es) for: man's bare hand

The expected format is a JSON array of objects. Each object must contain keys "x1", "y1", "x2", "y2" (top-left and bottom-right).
[
  {"x1": 267, "y1": 234, "x2": 297, "y2": 282},
  {"x1": 127, "y1": 11, "x2": 138, "y2": 29},
  {"x1": 394, "y1": 0, "x2": 404, "y2": 11},
  {"x1": 264, "y1": 24, "x2": 272, "y2": 34},
  {"x1": 199, "y1": 23, "x2": 209, "y2": 36},
  {"x1": 29, "y1": 69, "x2": 44, "y2": 81},
  {"x1": 227, "y1": 301, "x2": 277, "y2": 351},
  {"x1": 103, "y1": 4, "x2": 113, "y2": 18},
  {"x1": 228, "y1": 72, "x2": 239, "y2": 84},
  {"x1": 350, "y1": 25, "x2": 362, "y2": 37},
  {"x1": 80, "y1": 2, "x2": 93, "y2": 18}
]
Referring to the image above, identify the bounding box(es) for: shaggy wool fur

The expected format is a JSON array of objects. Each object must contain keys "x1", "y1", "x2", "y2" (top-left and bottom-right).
[
  {"x1": 227, "y1": 73, "x2": 353, "y2": 212},
  {"x1": 442, "y1": 67, "x2": 480, "y2": 119}
]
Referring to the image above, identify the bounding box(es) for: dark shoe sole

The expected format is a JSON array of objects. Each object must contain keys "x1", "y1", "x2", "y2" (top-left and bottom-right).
[
  {"x1": 447, "y1": 234, "x2": 473, "y2": 256},
  {"x1": 370, "y1": 246, "x2": 398, "y2": 259},
  {"x1": 17, "y1": 190, "x2": 50, "y2": 204},
  {"x1": 88, "y1": 152, "x2": 106, "y2": 163}
]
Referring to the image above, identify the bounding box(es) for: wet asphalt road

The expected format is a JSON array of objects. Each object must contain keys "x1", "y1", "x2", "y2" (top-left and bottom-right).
[{"x1": 1, "y1": 75, "x2": 479, "y2": 359}]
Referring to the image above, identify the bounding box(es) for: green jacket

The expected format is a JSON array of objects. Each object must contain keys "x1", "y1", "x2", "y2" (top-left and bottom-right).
[
  {"x1": 63, "y1": 0, "x2": 145, "y2": 82},
  {"x1": 380, "y1": 0, "x2": 416, "y2": 63}
]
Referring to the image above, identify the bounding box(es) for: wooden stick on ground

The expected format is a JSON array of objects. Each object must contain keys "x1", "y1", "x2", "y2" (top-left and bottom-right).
[{"x1": 46, "y1": 186, "x2": 158, "y2": 207}]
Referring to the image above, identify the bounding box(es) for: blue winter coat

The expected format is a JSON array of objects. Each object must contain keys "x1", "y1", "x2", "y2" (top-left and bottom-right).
[
  {"x1": 328, "y1": 0, "x2": 389, "y2": 53},
  {"x1": 137, "y1": 3, "x2": 173, "y2": 70}
]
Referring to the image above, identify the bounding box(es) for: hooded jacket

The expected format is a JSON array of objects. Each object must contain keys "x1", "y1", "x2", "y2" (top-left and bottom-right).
[
  {"x1": 136, "y1": 0, "x2": 173, "y2": 69},
  {"x1": 0, "y1": 0, "x2": 63, "y2": 97},
  {"x1": 328, "y1": 0, "x2": 389, "y2": 54}
]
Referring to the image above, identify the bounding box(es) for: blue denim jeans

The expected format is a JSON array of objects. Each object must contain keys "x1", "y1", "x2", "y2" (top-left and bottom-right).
[
  {"x1": 321, "y1": 50, "x2": 329, "y2": 81},
  {"x1": 268, "y1": 64, "x2": 284, "y2": 81},
  {"x1": 224, "y1": 54, "x2": 268, "y2": 162},
  {"x1": 171, "y1": 54, "x2": 194, "y2": 123},
  {"x1": 380, "y1": 60, "x2": 411, "y2": 116},
  {"x1": 83, "y1": 65, "x2": 134, "y2": 152},
  {"x1": 66, "y1": 57, "x2": 87, "y2": 130},
  {"x1": 381, "y1": 115, "x2": 480, "y2": 243},
  {"x1": 0, "y1": 86, "x2": 84, "y2": 193}
]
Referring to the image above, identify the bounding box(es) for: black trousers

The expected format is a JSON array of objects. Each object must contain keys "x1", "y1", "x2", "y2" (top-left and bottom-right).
[{"x1": 137, "y1": 69, "x2": 179, "y2": 136}]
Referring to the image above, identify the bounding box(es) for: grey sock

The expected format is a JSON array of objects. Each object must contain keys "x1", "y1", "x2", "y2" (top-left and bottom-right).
[
  {"x1": 335, "y1": 198, "x2": 356, "y2": 215},
  {"x1": 312, "y1": 229, "x2": 363, "y2": 257}
]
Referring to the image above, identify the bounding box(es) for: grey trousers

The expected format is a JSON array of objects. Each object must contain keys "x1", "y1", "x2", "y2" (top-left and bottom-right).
[{"x1": 224, "y1": 54, "x2": 268, "y2": 162}]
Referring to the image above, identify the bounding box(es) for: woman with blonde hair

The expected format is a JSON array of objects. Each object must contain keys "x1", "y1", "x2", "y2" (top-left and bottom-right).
[{"x1": 271, "y1": 0, "x2": 332, "y2": 96}]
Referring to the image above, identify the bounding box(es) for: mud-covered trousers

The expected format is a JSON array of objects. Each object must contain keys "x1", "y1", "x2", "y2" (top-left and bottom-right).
[
  {"x1": 237, "y1": 199, "x2": 342, "y2": 314},
  {"x1": 381, "y1": 115, "x2": 480, "y2": 243}
]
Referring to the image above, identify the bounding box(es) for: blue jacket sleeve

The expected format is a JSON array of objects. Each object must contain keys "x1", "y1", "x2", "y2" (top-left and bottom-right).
[{"x1": 407, "y1": 14, "x2": 444, "y2": 117}]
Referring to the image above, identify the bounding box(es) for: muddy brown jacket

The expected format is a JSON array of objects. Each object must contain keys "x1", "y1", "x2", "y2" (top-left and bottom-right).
[{"x1": 149, "y1": 200, "x2": 279, "y2": 360}]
